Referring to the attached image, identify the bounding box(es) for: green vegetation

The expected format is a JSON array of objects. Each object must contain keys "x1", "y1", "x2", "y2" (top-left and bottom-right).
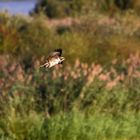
[
  {"x1": 1, "y1": 12, "x2": 140, "y2": 65},
  {"x1": 1, "y1": 57, "x2": 140, "y2": 140},
  {"x1": 0, "y1": 0, "x2": 140, "y2": 139},
  {"x1": 32, "y1": 0, "x2": 140, "y2": 18}
]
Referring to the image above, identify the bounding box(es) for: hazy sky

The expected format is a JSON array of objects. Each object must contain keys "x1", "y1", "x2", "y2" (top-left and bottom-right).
[{"x1": 0, "y1": 0, "x2": 37, "y2": 15}]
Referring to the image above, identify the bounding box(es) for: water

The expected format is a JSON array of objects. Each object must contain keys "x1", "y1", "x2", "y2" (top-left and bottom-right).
[{"x1": 0, "y1": 0, "x2": 37, "y2": 15}]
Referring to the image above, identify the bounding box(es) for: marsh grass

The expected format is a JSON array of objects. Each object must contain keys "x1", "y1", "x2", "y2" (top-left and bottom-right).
[
  {"x1": 0, "y1": 100, "x2": 140, "y2": 140},
  {"x1": 46, "y1": 111, "x2": 140, "y2": 140},
  {"x1": 0, "y1": 55, "x2": 140, "y2": 139},
  {"x1": 0, "y1": 9, "x2": 140, "y2": 140}
]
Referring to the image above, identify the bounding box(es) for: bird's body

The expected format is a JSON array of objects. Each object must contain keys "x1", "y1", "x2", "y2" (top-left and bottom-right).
[{"x1": 40, "y1": 49, "x2": 65, "y2": 68}]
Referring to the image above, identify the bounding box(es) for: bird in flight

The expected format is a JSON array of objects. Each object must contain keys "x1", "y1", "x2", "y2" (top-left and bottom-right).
[{"x1": 40, "y1": 49, "x2": 65, "y2": 68}]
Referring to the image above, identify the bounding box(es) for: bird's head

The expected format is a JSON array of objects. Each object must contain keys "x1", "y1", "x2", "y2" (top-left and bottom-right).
[{"x1": 60, "y1": 57, "x2": 65, "y2": 62}]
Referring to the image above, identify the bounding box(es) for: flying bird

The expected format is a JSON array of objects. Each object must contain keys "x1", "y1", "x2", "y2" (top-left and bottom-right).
[{"x1": 40, "y1": 49, "x2": 65, "y2": 68}]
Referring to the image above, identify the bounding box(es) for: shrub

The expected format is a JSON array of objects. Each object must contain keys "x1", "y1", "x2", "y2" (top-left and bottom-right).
[{"x1": 32, "y1": 0, "x2": 94, "y2": 18}]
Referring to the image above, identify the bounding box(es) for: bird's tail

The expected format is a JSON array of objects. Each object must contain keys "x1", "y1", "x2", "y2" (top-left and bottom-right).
[{"x1": 40, "y1": 62, "x2": 49, "y2": 68}]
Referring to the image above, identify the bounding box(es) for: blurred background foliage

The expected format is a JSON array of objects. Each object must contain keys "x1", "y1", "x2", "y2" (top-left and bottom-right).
[
  {"x1": 0, "y1": 0, "x2": 140, "y2": 139},
  {"x1": 32, "y1": 0, "x2": 140, "y2": 18},
  {"x1": 1, "y1": 10, "x2": 140, "y2": 66}
]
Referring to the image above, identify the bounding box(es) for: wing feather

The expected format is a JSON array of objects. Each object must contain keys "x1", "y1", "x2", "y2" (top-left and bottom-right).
[{"x1": 49, "y1": 48, "x2": 62, "y2": 57}]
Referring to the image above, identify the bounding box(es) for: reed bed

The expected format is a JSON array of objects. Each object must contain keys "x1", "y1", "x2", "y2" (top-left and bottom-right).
[{"x1": 0, "y1": 54, "x2": 140, "y2": 140}]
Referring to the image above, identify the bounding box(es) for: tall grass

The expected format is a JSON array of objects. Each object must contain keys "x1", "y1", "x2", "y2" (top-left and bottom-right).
[
  {"x1": 0, "y1": 8, "x2": 140, "y2": 140},
  {"x1": 0, "y1": 54, "x2": 140, "y2": 139}
]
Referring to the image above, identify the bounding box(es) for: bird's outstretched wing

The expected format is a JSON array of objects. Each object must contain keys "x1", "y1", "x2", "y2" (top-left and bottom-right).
[{"x1": 48, "y1": 48, "x2": 62, "y2": 58}]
